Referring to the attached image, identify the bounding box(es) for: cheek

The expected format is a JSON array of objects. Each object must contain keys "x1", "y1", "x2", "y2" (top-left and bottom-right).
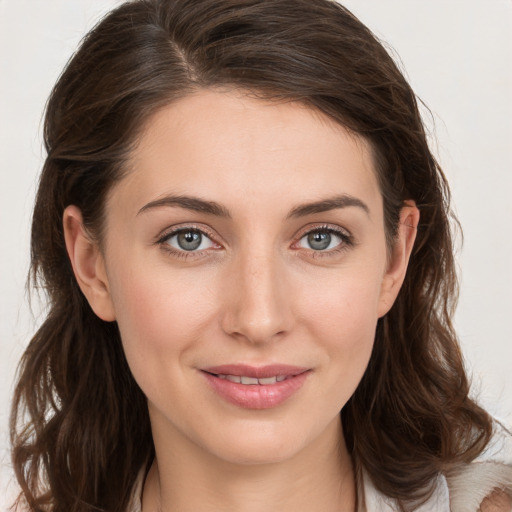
[
  {"x1": 297, "y1": 266, "x2": 383, "y2": 397},
  {"x1": 107, "y1": 262, "x2": 218, "y2": 383},
  {"x1": 320, "y1": 289, "x2": 378, "y2": 364},
  {"x1": 300, "y1": 263, "x2": 383, "y2": 341}
]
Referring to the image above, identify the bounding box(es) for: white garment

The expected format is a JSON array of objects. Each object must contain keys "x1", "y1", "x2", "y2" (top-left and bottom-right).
[
  {"x1": 128, "y1": 422, "x2": 512, "y2": 512},
  {"x1": 360, "y1": 470, "x2": 451, "y2": 511},
  {"x1": 360, "y1": 422, "x2": 512, "y2": 511},
  {"x1": 446, "y1": 420, "x2": 512, "y2": 512},
  {"x1": 361, "y1": 464, "x2": 512, "y2": 512}
]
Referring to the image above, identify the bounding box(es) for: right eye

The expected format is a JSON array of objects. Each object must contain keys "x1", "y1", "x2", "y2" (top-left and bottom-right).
[{"x1": 161, "y1": 228, "x2": 216, "y2": 252}]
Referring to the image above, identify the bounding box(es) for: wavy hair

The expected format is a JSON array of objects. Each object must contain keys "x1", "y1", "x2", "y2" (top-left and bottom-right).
[{"x1": 11, "y1": 0, "x2": 492, "y2": 510}]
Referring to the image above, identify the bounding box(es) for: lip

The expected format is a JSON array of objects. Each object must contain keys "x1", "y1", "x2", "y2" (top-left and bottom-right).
[
  {"x1": 201, "y1": 364, "x2": 310, "y2": 410},
  {"x1": 203, "y1": 364, "x2": 309, "y2": 379}
]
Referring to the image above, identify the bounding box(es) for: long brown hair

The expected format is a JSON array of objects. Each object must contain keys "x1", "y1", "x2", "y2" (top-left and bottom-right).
[{"x1": 11, "y1": 1, "x2": 492, "y2": 510}]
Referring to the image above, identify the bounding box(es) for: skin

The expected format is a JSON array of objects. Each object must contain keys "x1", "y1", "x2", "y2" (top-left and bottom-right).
[
  {"x1": 479, "y1": 489, "x2": 512, "y2": 512},
  {"x1": 64, "y1": 89, "x2": 419, "y2": 512}
]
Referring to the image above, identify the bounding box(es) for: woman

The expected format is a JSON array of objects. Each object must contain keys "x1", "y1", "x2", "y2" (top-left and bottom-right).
[{"x1": 9, "y1": 0, "x2": 512, "y2": 511}]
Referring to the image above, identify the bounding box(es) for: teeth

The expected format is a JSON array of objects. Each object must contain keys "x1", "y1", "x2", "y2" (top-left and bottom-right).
[
  {"x1": 217, "y1": 374, "x2": 286, "y2": 385},
  {"x1": 241, "y1": 376, "x2": 259, "y2": 385},
  {"x1": 258, "y1": 376, "x2": 277, "y2": 385}
]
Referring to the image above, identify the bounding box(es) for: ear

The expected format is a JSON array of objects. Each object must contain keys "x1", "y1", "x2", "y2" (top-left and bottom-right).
[
  {"x1": 63, "y1": 205, "x2": 116, "y2": 321},
  {"x1": 378, "y1": 201, "x2": 420, "y2": 318}
]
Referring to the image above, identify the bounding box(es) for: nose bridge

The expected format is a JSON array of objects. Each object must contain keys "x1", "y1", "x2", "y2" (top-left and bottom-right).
[{"x1": 221, "y1": 244, "x2": 291, "y2": 343}]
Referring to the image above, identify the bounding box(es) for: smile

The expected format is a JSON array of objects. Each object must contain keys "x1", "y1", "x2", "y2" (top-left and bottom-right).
[
  {"x1": 215, "y1": 374, "x2": 288, "y2": 385},
  {"x1": 201, "y1": 364, "x2": 310, "y2": 409}
]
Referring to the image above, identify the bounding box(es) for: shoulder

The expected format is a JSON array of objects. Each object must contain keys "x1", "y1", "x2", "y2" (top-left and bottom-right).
[
  {"x1": 447, "y1": 462, "x2": 512, "y2": 512},
  {"x1": 359, "y1": 420, "x2": 512, "y2": 512},
  {"x1": 446, "y1": 420, "x2": 512, "y2": 512},
  {"x1": 360, "y1": 461, "x2": 511, "y2": 512}
]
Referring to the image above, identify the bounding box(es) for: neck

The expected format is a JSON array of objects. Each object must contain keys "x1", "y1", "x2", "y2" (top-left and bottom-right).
[{"x1": 142, "y1": 417, "x2": 356, "y2": 512}]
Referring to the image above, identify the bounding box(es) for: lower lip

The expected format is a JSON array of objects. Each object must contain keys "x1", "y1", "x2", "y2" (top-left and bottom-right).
[{"x1": 202, "y1": 371, "x2": 310, "y2": 409}]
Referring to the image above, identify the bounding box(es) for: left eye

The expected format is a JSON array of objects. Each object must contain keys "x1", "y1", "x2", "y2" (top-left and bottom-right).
[
  {"x1": 165, "y1": 229, "x2": 215, "y2": 252},
  {"x1": 298, "y1": 230, "x2": 344, "y2": 251}
]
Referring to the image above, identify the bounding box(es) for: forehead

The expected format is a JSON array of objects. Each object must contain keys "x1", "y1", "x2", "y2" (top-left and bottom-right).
[{"x1": 111, "y1": 89, "x2": 382, "y2": 218}]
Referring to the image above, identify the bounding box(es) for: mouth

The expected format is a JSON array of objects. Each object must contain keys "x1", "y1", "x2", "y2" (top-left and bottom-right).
[
  {"x1": 200, "y1": 364, "x2": 310, "y2": 409},
  {"x1": 209, "y1": 374, "x2": 290, "y2": 385}
]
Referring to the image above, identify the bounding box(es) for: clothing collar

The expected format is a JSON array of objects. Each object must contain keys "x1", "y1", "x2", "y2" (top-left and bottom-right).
[{"x1": 128, "y1": 466, "x2": 451, "y2": 512}]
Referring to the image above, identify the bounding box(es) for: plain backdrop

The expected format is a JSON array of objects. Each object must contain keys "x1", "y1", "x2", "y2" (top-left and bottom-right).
[{"x1": 1, "y1": 0, "x2": 511, "y2": 506}]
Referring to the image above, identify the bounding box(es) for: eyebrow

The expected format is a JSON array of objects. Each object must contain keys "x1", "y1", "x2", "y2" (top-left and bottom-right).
[
  {"x1": 286, "y1": 194, "x2": 370, "y2": 218},
  {"x1": 137, "y1": 193, "x2": 369, "y2": 219},
  {"x1": 137, "y1": 195, "x2": 231, "y2": 218}
]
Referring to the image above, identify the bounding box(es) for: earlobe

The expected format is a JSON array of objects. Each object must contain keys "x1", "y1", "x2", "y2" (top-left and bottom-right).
[
  {"x1": 378, "y1": 201, "x2": 420, "y2": 318},
  {"x1": 63, "y1": 205, "x2": 116, "y2": 321}
]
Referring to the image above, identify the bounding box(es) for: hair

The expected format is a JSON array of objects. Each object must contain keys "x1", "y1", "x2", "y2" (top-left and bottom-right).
[{"x1": 11, "y1": 1, "x2": 492, "y2": 511}]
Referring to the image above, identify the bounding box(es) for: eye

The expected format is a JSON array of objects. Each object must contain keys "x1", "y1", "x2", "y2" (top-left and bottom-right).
[
  {"x1": 164, "y1": 229, "x2": 215, "y2": 252},
  {"x1": 297, "y1": 228, "x2": 349, "y2": 251}
]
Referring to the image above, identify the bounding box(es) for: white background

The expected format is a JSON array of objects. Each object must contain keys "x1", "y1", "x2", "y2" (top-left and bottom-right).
[{"x1": 1, "y1": 0, "x2": 511, "y2": 506}]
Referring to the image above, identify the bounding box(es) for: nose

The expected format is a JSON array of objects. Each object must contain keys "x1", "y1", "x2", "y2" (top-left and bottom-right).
[{"x1": 220, "y1": 249, "x2": 293, "y2": 344}]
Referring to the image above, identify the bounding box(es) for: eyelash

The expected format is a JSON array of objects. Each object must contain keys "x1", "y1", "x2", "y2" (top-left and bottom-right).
[
  {"x1": 293, "y1": 225, "x2": 354, "y2": 258},
  {"x1": 156, "y1": 224, "x2": 354, "y2": 260},
  {"x1": 156, "y1": 224, "x2": 220, "y2": 260}
]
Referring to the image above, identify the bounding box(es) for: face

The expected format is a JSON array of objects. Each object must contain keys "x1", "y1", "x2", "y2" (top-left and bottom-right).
[{"x1": 71, "y1": 89, "x2": 414, "y2": 466}]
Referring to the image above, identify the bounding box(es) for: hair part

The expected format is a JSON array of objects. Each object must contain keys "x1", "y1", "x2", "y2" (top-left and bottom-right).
[{"x1": 11, "y1": 1, "x2": 491, "y2": 511}]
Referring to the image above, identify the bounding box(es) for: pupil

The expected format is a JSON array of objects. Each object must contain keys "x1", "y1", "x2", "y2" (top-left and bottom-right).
[
  {"x1": 177, "y1": 231, "x2": 201, "y2": 251},
  {"x1": 308, "y1": 231, "x2": 331, "y2": 250}
]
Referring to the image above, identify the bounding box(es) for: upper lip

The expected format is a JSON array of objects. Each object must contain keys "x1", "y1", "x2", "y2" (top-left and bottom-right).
[{"x1": 201, "y1": 364, "x2": 310, "y2": 379}]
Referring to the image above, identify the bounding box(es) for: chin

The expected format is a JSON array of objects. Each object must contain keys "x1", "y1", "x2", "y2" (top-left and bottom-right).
[
  {"x1": 210, "y1": 436, "x2": 307, "y2": 466},
  {"x1": 196, "y1": 414, "x2": 339, "y2": 468}
]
